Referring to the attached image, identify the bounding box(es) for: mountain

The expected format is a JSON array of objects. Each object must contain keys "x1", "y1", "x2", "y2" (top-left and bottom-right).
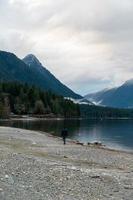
[
  {"x1": 0, "y1": 51, "x2": 82, "y2": 99},
  {"x1": 85, "y1": 88, "x2": 117, "y2": 105},
  {"x1": 23, "y1": 54, "x2": 82, "y2": 98},
  {"x1": 85, "y1": 79, "x2": 133, "y2": 108}
]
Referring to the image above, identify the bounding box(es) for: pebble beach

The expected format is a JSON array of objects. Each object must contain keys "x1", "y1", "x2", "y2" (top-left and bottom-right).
[{"x1": 0, "y1": 126, "x2": 133, "y2": 200}]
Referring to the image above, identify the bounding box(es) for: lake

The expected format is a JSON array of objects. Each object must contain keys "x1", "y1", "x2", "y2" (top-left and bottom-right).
[{"x1": 0, "y1": 118, "x2": 133, "y2": 152}]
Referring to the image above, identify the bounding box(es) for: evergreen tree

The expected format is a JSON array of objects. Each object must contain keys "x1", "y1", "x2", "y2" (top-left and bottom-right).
[{"x1": 34, "y1": 100, "x2": 45, "y2": 114}]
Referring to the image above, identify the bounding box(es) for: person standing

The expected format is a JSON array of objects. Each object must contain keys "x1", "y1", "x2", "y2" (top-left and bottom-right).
[{"x1": 61, "y1": 128, "x2": 68, "y2": 145}]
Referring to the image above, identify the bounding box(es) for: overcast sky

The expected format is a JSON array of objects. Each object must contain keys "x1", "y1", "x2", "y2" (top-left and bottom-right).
[{"x1": 1, "y1": 0, "x2": 133, "y2": 95}]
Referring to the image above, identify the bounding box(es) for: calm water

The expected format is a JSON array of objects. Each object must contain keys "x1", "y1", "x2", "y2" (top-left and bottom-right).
[{"x1": 0, "y1": 119, "x2": 133, "y2": 152}]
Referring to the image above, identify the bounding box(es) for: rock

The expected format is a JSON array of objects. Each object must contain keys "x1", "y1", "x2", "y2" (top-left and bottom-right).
[
  {"x1": 32, "y1": 142, "x2": 36, "y2": 145},
  {"x1": 76, "y1": 141, "x2": 84, "y2": 145},
  {"x1": 64, "y1": 156, "x2": 68, "y2": 158},
  {"x1": 5, "y1": 175, "x2": 9, "y2": 179},
  {"x1": 91, "y1": 175, "x2": 101, "y2": 179},
  {"x1": 124, "y1": 186, "x2": 133, "y2": 190},
  {"x1": 93, "y1": 142, "x2": 102, "y2": 146}
]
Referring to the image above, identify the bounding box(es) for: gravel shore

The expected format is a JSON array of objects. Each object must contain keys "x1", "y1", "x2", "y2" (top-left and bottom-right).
[{"x1": 0, "y1": 126, "x2": 133, "y2": 200}]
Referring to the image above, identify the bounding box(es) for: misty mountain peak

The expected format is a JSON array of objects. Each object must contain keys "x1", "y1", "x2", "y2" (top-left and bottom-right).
[
  {"x1": 0, "y1": 50, "x2": 81, "y2": 99},
  {"x1": 23, "y1": 54, "x2": 42, "y2": 67}
]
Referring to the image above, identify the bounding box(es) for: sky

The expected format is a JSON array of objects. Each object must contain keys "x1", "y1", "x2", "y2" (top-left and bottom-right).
[{"x1": 1, "y1": 0, "x2": 133, "y2": 95}]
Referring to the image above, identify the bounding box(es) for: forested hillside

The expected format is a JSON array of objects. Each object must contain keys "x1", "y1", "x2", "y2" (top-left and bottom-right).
[
  {"x1": 80, "y1": 104, "x2": 133, "y2": 119},
  {"x1": 0, "y1": 82, "x2": 80, "y2": 118},
  {"x1": 0, "y1": 51, "x2": 81, "y2": 99},
  {"x1": 1, "y1": 82, "x2": 133, "y2": 119}
]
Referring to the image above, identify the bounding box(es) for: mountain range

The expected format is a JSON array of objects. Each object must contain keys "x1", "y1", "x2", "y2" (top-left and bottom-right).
[
  {"x1": 85, "y1": 79, "x2": 133, "y2": 108},
  {"x1": 0, "y1": 51, "x2": 81, "y2": 99},
  {"x1": 1, "y1": 50, "x2": 133, "y2": 109}
]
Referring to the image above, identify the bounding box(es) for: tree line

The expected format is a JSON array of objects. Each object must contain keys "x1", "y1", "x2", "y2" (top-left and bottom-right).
[
  {"x1": 1, "y1": 82, "x2": 133, "y2": 119},
  {"x1": 0, "y1": 82, "x2": 80, "y2": 118},
  {"x1": 80, "y1": 104, "x2": 133, "y2": 119}
]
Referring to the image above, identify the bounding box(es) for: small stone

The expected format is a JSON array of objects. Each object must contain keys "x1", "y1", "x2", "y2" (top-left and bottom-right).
[
  {"x1": 5, "y1": 175, "x2": 9, "y2": 178},
  {"x1": 32, "y1": 142, "x2": 36, "y2": 145},
  {"x1": 64, "y1": 156, "x2": 68, "y2": 158},
  {"x1": 91, "y1": 175, "x2": 101, "y2": 179},
  {"x1": 124, "y1": 186, "x2": 133, "y2": 190}
]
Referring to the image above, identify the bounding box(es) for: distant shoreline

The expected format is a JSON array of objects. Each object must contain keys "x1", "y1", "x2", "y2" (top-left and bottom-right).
[
  {"x1": 2, "y1": 114, "x2": 133, "y2": 121},
  {"x1": 0, "y1": 118, "x2": 133, "y2": 153}
]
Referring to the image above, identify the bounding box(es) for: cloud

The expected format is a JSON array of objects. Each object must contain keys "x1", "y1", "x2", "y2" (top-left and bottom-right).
[{"x1": 0, "y1": 0, "x2": 133, "y2": 95}]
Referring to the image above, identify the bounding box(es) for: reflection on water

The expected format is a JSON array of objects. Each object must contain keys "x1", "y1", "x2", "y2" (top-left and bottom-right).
[{"x1": 0, "y1": 119, "x2": 133, "y2": 152}]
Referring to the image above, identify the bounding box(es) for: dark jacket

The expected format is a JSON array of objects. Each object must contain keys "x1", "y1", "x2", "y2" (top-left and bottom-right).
[{"x1": 61, "y1": 128, "x2": 68, "y2": 138}]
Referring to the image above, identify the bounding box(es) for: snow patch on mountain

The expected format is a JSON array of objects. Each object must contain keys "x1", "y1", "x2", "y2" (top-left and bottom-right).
[{"x1": 65, "y1": 97, "x2": 93, "y2": 105}]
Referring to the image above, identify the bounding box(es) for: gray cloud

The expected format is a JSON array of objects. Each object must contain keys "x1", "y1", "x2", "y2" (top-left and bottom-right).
[{"x1": 0, "y1": 0, "x2": 133, "y2": 95}]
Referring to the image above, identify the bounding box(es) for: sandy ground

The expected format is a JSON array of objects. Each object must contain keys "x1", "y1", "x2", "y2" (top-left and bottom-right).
[{"x1": 0, "y1": 126, "x2": 133, "y2": 200}]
